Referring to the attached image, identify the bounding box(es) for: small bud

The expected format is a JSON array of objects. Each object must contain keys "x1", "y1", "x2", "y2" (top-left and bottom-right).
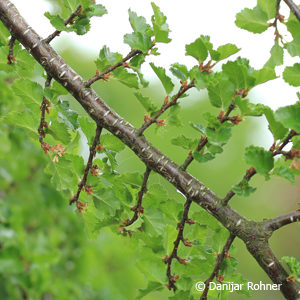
[
  {"x1": 156, "y1": 119, "x2": 166, "y2": 127},
  {"x1": 217, "y1": 110, "x2": 225, "y2": 121},
  {"x1": 217, "y1": 275, "x2": 224, "y2": 283},
  {"x1": 286, "y1": 275, "x2": 295, "y2": 283},
  {"x1": 96, "y1": 144, "x2": 104, "y2": 152},
  {"x1": 164, "y1": 95, "x2": 169, "y2": 105}
]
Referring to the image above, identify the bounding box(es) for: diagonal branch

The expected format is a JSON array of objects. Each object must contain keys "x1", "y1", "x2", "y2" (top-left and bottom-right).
[
  {"x1": 44, "y1": 5, "x2": 82, "y2": 44},
  {"x1": 263, "y1": 210, "x2": 300, "y2": 232},
  {"x1": 1, "y1": 2, "x2": 298, "y2": 298},
  {"x1": 200, "y1": 234, "x2": 236, "y2": 300},
  {"x1": 84, "y1": 49, "x2": 142, "y2": 87},
  {"x1": 284, "y1": 0, "x2": 300, "y2": 22},
  {"x1": 69, "y1": 125, "x2": 102, "y2": 210}
]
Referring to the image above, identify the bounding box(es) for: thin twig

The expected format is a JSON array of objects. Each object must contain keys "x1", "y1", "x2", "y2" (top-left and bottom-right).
[
  {"x1": 222, "y1": 129, "x2": 298, "y2": 206},
  {"x1": 7, "y1": 35, "x2": 16, "y2": 64},
  {"x1": 137, "y1": 81, "x2": 195, "y2": 136},
  {"x1": 38, "y1": 75, "x2": 52, "y2": 153},
  {"x1": 44, "y1": 5, "x2": 82, "y2": 44},
  {"x1": 284, "y1": 0, "x2": 300, "y2": 22},
  {"x1": 84, "y1": 49, "x2": 142, "y2": 87},
  {"x1": 163, "y1": 198, "x2": 194, "y2": 292},
  {"x1": 199, "y1": 234, "x2": 236, "y2": 300},
  {"x1": 69, "y1": 125, "x2": 103, "y2": 209},
  {"x1": 121, "y1": 167, "x2": 151, "y2": 228},
  {"x1": 264, "y1": 210, "x2": 300, "y2": 232}
]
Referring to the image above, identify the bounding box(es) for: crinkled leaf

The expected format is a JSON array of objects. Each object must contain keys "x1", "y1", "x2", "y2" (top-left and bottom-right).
[
  {"x1": 244, "y1": 145, "x2": 274, "y2": 175},
  {"x1": 151, "y1": 2, "x2": 171, "y2": 43},
  {"x1": 171, "y1": 135, "x2": 198, "y2": 150},
  {"x1": 252, "y1": 67, "x2": 277, "y2": 85},
  {"x1": 193, "y1": 152, "x2": 215, "y2": 163},
  {"x1": 207, "y1": 79, "x2": 235, "y2": 108},
  {"x1": 265, "y1": 42, "x2": 284, "y2": 68},
  {"x1": 124, "y1": 32, "x2": 152, "y2": 53},
  {"x1": 235, "y1": 6, "x2": 269, "y2": 34},
  {"x1": 283, "y1": 63, "x2": 300, "y2": 87},
  {"x1": 216, "y1": 43, "x2": 240, "y2": 61},
  {"x1": 232, "y1": 179, "x2": 257, "y2": 197},
  {"x1": 134, "y1": 92, "x2": 158, "y2": 116},
  {"x1": 101, "y1": 134, "x2": 125, "y2": 152},
  {"x1": 286, "y1": 38, "x2": 300, "y2": 57},
  {"x1": 257, "y1": 0, "x2": 277, "y2": 19},
  {"x1": 113, "y1": 68, "x2": 139, "y2": 89},
  {"x1": 150, "y1": 63, "x2": 174, "y2": 94},
  {"x1": 128, "y1": 9, "x2": 151, "y2": 34},
  {"x1": 273, "y1": 157, "x2": 296, "y2": 184},
  {"x1": 95, "y1": 46, "x2": 122, "y2": 71},
  {"x1": 275, "y1": 101, "x2": 300, "y2": 132},
  {"x1": 185, "y1": 37, "x2": 208, "y2": 62},
  {"x1": 78, "y1": 116, "x2": 97, "y2": 145},
  {"x1": 170, "y1": 63, "x2": 189, "y2": 81}
]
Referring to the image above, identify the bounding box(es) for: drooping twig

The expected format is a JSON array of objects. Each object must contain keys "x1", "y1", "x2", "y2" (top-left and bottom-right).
[
  {"x1": 121, "y1": 167, "x2": 151, "y2": 229},
  {"x1": 44, "y1": 5, "x2": 82, "y2": 44},
  {"x1": 69, "y1": 125, "x2": 103, "y2": 210},
  {"x1": 284, "y1": 0, "x2": 300, "y2": 22},
  {"x1": 137, "y1": 81, "x2": 195, "y2": 136},
  {"x1": 264, "y1": 210, "x2": 300, "y2": 232},
  {"x1": 38, "y1": 75, "x2": 52, "y2": 153},
  {"x1": 199, "y1": 234, "x2": 236, "y2": 300},
  {"x1": 84, "y1": 49, "x2": 142, "y2": 87},
  {"x1": 269, "y1": 0, "x2": 284, "y2": 41},
  {"x1": 222, "y1": 129, "x2": 299, "y2": 206},
  {"x1": 7, "y1": 35, "x2": 16, "y2": 64},
  {"x1": 163, "y1": 198, "x2": 194, "y2": 292}
]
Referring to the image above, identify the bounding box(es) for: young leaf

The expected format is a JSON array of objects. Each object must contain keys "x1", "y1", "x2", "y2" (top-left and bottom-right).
[
  {"x1": 193, "y1": 151, "x2": 215, "y2": 163},
  {"x1": 128, "y1": 9, "x2": 151, "y2": 34},
  {"x1": 275, "y1": 101, "x2": 300, "y2": 132},
  {"x1": 286, "y1": 38, "x2": 300, "y2": 57},
  {"x1": 216, "y1": 43, "x2": 240, "y2": 61},
  {"x1": 112, "y1": 68, "x2": 139, "y2": 89},
  {"x1": 170, "y1": 63, "x2": 189, "y2": 81},
  {"x1": 252, "y1": 67, "x2": 277, "y2": 86},
  {"x1": 257, "y1": 0, "x2": 277, "y2": 19},
  {"x1": 273, "y1": 157, "x2": 296, "y2": 184},
  {"x1": 232, "y1": 179, "x2": 257, "y2": 197},
  {"x1": 263, "y1": 106, "x2": 288, "y2": 140},
  {"x1": 283, "y1": 63, "x2": 300, "y2": 87},
  {"x1": 151, "y1": 3, "x2": 171, "y2": 43},
  {"x1": 207, "y1": 79, "x2": 235, "y2": 108},
  {"x1": 134, "y1": 92, "x2": 159, "y2": 115},
  {"x1": 171, "y1": 135, "x2": 198, "y2": 150},
  {"x1": 185, "y1": 37, "x2": 208, "y2": 62},
  {"x1": 124, "y1": 32, "x2": 152, "y2": 53},
  {"x1": 265, "y1": 43, "x2": 284, "y2": 68},
  {"x1": 95, "y1": 46, "x2": 123, "y2": 71},
  {"x1": 244, "y1": 146, "x2": 274, "y2": 175},
  {"x1": 235, "y1": 6, "x2": 269, "y2": 34},
  {"x1": 101, "y1": 134, "x2": 125, "y2": 152},
  {"x1": 78, "y1": 116, "x2": 97, "y2": 145},
  {"x1": 150, "y1": 63, "x2": 174, "y2": 94}
]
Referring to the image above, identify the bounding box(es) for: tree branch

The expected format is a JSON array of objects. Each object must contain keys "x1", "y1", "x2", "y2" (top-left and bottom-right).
[
  {"x1": 200, "y1": 234, "x2": 236, "y2": 300},
  {"x1": 0, "y1": 2, "x2": 298, "y2": 298},
  {"x1": 44, "y1": 5, "x2": 82, "y2": 44},
  {"x1": 263, "y1": 210, "x2": 300, "y2": 232},
  {"x1": 84, "y1": 49, "x2": 142, "y2": 87},
  {"x1": 7, "y1": 35, "x2": 15, "y2": 64},
  {"x1": 69, "y1": 125, "x2": 103, "y2": 210},
  {"x1": 284, "y1": 0, "x2": 300, "y2": 22},
  {"x1": 121, "y1": 167, "x2": 151, "y2": 229},
  {"x1": 137, "y1": 81, "x2": 195, "y2": 136}
]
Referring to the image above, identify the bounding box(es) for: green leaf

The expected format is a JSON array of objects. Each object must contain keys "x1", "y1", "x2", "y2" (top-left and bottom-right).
[
  {"x1": 222, "y1": 59, "x2": 255, "y2": 89},
  {"x1": 113, "y1": 68, "x2": 139, "y2": 89},
  {"x1": 84, "y1": 3, "x2": 107, "y2": 18},
  {"x1": 0, "y1": 22, "x2": 10, "y2": 46},
  {"x1": 265, "y1": 42, "x2": 284, "y2": 68},
  {"x1": 134, "y1": 92, "x2": 159, "y2": 115},
  {"x1": 263, "y1": 106, "x2": 288, "y2": 140},
  {"x1": 150, "y1": 63, "x2": 174, "y2": 94},
  {"x1": 275, "y1": 101, "x2": 300, "y2": 132},
  {"x1": 44, "y1": 12, "x2": 71, "y2": 32},
  {"x1": 273, "y1": 157, "x2": 296, "y2": 184},
  {"x1": 170, "y1": 63, "x2": 189, "y2": 81},
  {"x1": 48, "y1": 120, "x2": 71, "y2": 144},
  {"x1": 252, "y1": 67, "x2": 277, "y2": 86},
  {"x1": 185, "y1": 37, "x2": 208, "y2": 62},
  {"x1": 78, "y1": 116, "x2": 97, "y2": 145},
  {"x1": 73, "y1": 17, "x2": 90, "y2": 35},
  {"x1": 128, "y1": 9, "x2": 151, "y2": 34},
  {"x1": 124, "y1": 32, "x2": 153, "y2": 53},
  {"x1": 283, "y1": 63, "x2": 300, "y2": 87},
  {"x1": 232, "y1": 179, "x2": 257, "y2": 197},
  {"x1": 101, "y1": 134, "x2": 125, "y2": 152},
  {"x1": 206, "y1": 126, "x2": 232, "y2": 146},
  {"x1": 286, "y1": 38, "x2": 300, "y2": 57},
  {"x1": 151, "y1": 2, "x2": 171, "y2": 43},
  {"x1": 171, "y1": 135, "x2": 198, "y2": 150},
  {"x1": 207, "y1": 79, "x2": 235, "y2": 108},
  {"x1": 257, "y1": 0, "x2": 277, "y2": 19},
  {"x1": 193, "y1": 152, "x2": 215, "y2": 163},
  {"x1": 55, "y1": 100, "x2": 79, "y2": 130},
  {"x1": 235, "y1": 6, "x2": 269, "y2": 34},
  {"x1": 95, "y1": 46, "x2": 123, "y2": 71},
  {"x1": 216, "y1": 43, "x2": 240, "y2": 61},
  {"x1": 137, "y1": 281, "x2": 164, "y2": 300},
  {"x1": 166, "y1": 105, "x2": 182, "y2": 127},
  {"x1": 280, "y1": 256, "x2": 300, "y2": 276},
  {"x1": 244, "y1": 145, "x2": 274, "y2": 175},
  {"x1": 235, "y1": 97, "x2": 265, "y2": 117},
  {"x1": 142, "y1": 207, "x2": 165, "y2": 237},
  {"x1": 286, "y1": 11, "x2": 300, "y2": 39}
]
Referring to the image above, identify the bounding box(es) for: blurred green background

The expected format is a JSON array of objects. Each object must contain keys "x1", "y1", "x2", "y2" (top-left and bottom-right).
[{"x1": 0, "y1": 1, "x2": 300, "y2": 299}]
